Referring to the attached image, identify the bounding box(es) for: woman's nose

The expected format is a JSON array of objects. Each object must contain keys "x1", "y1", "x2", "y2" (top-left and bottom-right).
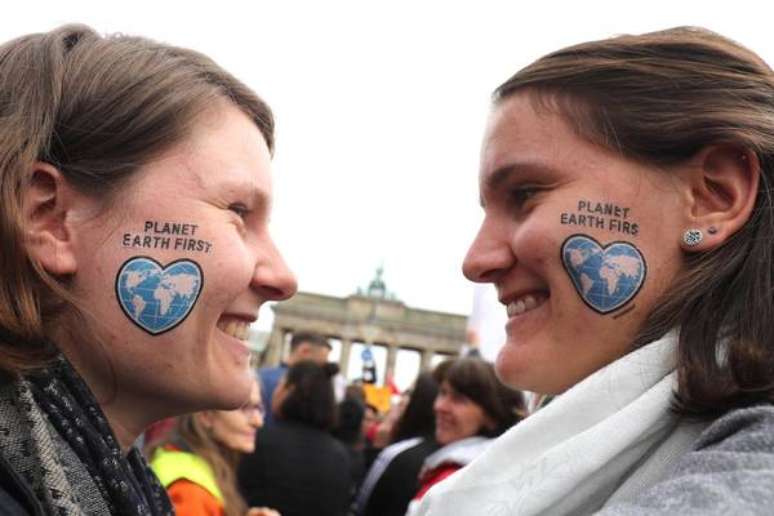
[
  {"x1": 251, "y1": 237, "x2": 298, "y2": 301},
  {"x1": 250, "y1": 410, "x2": 264, "y2": 429},
  {"x1": 434, "y1": 394, "x2": 449, "y2": 414},
  {"x1": 462, "y1": 217, "x2": 515, "y2": 283}
]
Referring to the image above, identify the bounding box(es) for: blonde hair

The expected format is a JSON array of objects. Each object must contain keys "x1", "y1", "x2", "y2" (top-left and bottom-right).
[
  {"x1": 164, "y1": 414, "x2": 248, "y2": 516},
  {"x1": 0, "y1": 24, "x2": 274, "y2": 373}
]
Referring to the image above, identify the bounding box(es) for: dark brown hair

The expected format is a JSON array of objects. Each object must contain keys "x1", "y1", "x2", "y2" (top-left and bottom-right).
[
  {"x1": 0, "y1": 24, "x2": 274, "y2": 373},
  {"x1": 278, "y1": 360, "x2": 339, "y2": 430},
  {"x1": 390, "y1": 370, "x2": 439, "y2": 442},
  {"x1": 495, "y1": 27, "x2": 774, "y2": 418},
  {"x1": 290, "y1": 331, "x2": 332, "y2": 351},
  {"x1": 434, "y1": 358, "x2": 524, "y2": 437}
]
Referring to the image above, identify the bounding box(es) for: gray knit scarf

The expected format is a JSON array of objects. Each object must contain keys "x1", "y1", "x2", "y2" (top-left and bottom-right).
[{"x1": 0, "y1": 357, "x2": 172, "y2": 515}]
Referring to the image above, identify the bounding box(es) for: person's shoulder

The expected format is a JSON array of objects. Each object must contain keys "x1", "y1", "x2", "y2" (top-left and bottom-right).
[
  {"x1": 599, "y1": 404, "x2": 774, "y2": 515},
  {"x1": 258, "y1": 364, "x2": 285, "y2": 376},
  {"x1": 0, "y1": 485, "x2": 34, "y2": 516},
  {"x1": 0, "y1": 453, "x2": 39, "y2": 515},
  {"x1": 167, "y1": 478, "x2": 222, "y2": 516},
  {"x1": 693, "y1": 404, "x2": 774, "y2": 454}
]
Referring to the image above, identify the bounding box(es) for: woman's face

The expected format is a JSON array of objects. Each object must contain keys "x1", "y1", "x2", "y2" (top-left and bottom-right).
[
  {"x1": 434, "y1": 380, "x2": 491, "y2": 446},
  {"x1": 463, "y1": 93, "x2": 687, "y2": 394},
  {"x1": 206, "y1": 380, "x2": 264, "y2": 453},
  {"x1": 66, "y1": 100, "x2": 297, "y2": 418}
]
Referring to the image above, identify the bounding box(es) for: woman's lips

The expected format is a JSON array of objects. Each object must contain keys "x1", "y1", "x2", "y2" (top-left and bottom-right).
[
  {"x1": 506, "y1": 292, "x2": 549, "y2": 317},
  {"x1": 216, "y1": 317, "x2": 251, "y2": 340}
]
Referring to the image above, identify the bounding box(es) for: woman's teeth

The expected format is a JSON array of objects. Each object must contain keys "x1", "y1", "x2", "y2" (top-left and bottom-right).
[
  {"x1": 218, "y1": 320, "x2": 250, "y2": 340},
  {"x1": 507, "y1": 294, "x2": 547, "y2": 317}
]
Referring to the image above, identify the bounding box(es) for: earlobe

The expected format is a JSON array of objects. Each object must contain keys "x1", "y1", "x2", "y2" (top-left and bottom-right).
[
  {"x1": 23, "y1": 162, "x2": 78, "y2": 275},
  {"x1": 195, "y1": 411, "x2": 214, "y2": 429},
  {"x1": 681, "y1": 145, "x2": 759, "y2": 251}
]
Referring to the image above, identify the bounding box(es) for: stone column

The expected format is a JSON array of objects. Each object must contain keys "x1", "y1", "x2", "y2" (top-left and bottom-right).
[
  {"x1": 385, "y1": 344, "x2": 398, "y2": 384},
  {"x1": 264, "y1": 328, "x2": 285, "y2": 367},
  {"x1": 420, "y1": 348, "x2": 434, "y2": 371},
  {"x1": 339, "y1": 338, "x2": 352, "y2": 378}
]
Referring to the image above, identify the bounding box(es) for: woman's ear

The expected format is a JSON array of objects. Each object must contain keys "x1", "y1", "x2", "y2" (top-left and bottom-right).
[
  {"x1": 23, "y1": 162, "x2": 79, "y2": 275},
  {"x1": 681, "y1": 145, "x2": 759, "y2": 251},
  {"x1": 195, "y1": 411, "x2": 214, "y2": 429},
  {"x1": 482, "y1": 413, "x2": 497, "y2": 433}
]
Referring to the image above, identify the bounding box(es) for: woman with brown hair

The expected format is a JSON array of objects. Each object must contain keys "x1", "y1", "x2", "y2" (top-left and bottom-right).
[
  {"x1": 0, "y1": 24, "x2": 296, "y2": 514},
  {"x1": 406, "y1": 358, "x2": 523, "y2": 515},
  {"x1": 239, "y1": 361, "x2": 351, "y2": 516},
  {"x1": 415, "y1": 27, "x2": 774, "y2": 515},
  {"x1": 355, "y1": 371, "x2": 441, "y2": 516}
]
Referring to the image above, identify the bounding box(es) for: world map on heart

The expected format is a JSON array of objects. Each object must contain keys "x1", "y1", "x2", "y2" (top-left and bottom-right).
[
  {"x1": 561, "y1": 234, "x2": 646, "y2": 314},
  {"x1": 115, "y1": 257, "x2": 203, "y2": 335}
]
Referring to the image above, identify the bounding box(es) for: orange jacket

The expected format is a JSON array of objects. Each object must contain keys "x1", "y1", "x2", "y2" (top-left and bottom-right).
[
  {"x1": 150, "y1": 446, "x2": 224, "y2": 516},
  {"x1": 167, "y1": 478, "x2": 224, "y2": 516}
]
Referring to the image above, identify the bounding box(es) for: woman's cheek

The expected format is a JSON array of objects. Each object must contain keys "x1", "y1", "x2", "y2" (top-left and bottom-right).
[
  {"x1": 113, "y1": 218, "x2": 215, "y2": 336},
  {"x1": 555, "y1": 199, "x2": 647, "y2": 318}
]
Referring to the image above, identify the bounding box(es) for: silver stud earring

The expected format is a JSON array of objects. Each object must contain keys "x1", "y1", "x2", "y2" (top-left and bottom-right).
[{"x1": 683, "y1": 229, "x2": 703, "y2": 247}]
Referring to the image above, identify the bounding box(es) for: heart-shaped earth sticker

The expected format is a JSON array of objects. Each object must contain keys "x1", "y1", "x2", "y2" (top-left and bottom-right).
[
  {"x1": 561, "y1": 234, "x2": 646, "y2": 314},
  {"x1": 115, "y1": 256, "x2": 203, "y2": 335}
]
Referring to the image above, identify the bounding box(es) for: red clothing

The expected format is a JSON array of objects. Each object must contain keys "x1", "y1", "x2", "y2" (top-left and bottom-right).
[
  {"x1": 413, "y1": 463, "x2": 461, "y2": 501},
  {"x1": 167, "y1": 478, "x2": 224, "y2": 516}
]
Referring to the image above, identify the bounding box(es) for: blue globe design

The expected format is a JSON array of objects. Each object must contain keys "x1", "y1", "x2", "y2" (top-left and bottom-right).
[
  {"x1": 561, "y1": 235, "x2": 646, "y2": 314},
  {"x1": 116, "y1": 257, "x2": 203, "y2": 334}
]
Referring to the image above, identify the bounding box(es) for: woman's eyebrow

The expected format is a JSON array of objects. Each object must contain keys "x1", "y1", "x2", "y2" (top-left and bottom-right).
[
  {"x1": 217, "y1": 178, "x2": 271, "y2": 209},
  {"x1": 486, "y1": 161, "x2": 560, "y2": 191},
  {"x1": 481, "y1": 160, "x2": 561, "y2": 206}
]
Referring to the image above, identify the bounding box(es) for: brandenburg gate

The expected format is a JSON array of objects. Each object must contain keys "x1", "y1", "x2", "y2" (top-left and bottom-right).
[{"x1": 262, "y1": 269, "x2": 467, "y2": 382}]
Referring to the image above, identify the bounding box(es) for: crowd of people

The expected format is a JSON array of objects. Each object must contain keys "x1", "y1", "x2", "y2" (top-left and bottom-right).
[
  {"x1": 1, "y1": 20, "x2": 774, "y2": 516},
  {"x1": 140, "y1": 330, "x2": 525, "y2": 516}
]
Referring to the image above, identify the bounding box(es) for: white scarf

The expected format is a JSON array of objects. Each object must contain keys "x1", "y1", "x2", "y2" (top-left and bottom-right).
[{"x1": 413, "y1": 332, "x2": 679, "y2": 516}]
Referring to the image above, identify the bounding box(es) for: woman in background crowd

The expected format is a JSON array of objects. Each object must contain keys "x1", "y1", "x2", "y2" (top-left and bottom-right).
[
  {"x1": 416, "y1": 27, "x2": 774, "y2": 515},
  {"x1": 0, "y1": 24, "x2": 295, "y2": 514},
  {"x1": 407, "y1": 358, "x2": 524, "y2": 514},
  {"x1": 331, "y1": 390, "x2": 367, "y2": 506},
  {"x1": 151, "y1": 380, "x2": 279, "y2": 516},
  {"x1": 356, "y1": 371, "x2": 440, "y2": 516},
  {"x1": 239, "y1": 361, "x2": 351, "y2": 516}
]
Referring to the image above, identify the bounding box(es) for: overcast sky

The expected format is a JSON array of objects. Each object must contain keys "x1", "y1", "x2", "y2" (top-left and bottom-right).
[{"x1": 5, "y1": 1, "x2": 772, "y2": 338}]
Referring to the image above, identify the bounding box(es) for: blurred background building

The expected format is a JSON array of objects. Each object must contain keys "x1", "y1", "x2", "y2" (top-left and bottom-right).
[{"x1": 259, "y1": 268, "x2": 467, "y2": 392}]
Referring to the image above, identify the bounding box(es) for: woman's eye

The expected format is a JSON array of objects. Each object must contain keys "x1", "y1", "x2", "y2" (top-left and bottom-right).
[
  {"x1": 228, "y1": 203, "x2": 250, "y2": 219},
  {"x1": 509, "y1": 186, "x2": 540, "y2": 209}
]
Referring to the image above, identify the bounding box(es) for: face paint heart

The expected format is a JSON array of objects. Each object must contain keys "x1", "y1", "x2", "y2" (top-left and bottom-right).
[
  {"x1": 561, "y1": 234, "x2": 646, "y2": 314},
  {"x1": 115, "y1": 256, "x2": 203, "y2": 335}
]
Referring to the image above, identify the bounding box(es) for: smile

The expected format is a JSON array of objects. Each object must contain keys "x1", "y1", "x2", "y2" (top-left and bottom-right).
[
  {"x1": 217, "y1": 318, "x2": 251, "y2": 341},
  {"x1": 506, "y1": 293, "x2": 549, "y2": 317}
]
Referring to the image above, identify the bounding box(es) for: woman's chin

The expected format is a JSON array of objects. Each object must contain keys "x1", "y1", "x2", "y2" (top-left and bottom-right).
[
  {"x1": 202, "y1": 374, "x2": 254, "y2": 412},
  {"x1": 495, "y1": 339, "x2": 558, "y2": 394},
  {"x1": 494, "y1": 340, "x2": 532, "y2": 390}
]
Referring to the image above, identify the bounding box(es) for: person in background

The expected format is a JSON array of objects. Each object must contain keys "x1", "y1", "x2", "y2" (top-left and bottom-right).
[
  {"x1": 361, "y1": 403, "x2": 380, "y2": 449},
  {"x1": 416, "y1": 27, "x2": 774, "y2": 516},
  {"x1": 239, "y1": 361, "x2": 351, "y2": 516},
  {"x1": 0, "y1": 24, "x2": 296, "y2": 514},
  {"x1": 407, "y1": 358, "x2": 524, "y2": 514},
  {"x1": 332, "y1": 393, "x2": 367, "y2": 510},
  {"x1": 363, "y1": 387, "x2": 413, "y2": 468},
  {"x1": 151, "y1": 380, "x2": 279, "y2": 516},
  {"x1": 356, "y1": 371, "x2": 440, "y2": 516},
  {"x1": 258, "y1": 332, "x2": 331, "y2": 423}
]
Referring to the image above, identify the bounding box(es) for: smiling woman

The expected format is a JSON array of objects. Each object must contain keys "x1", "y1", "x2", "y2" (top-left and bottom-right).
[
  {"x1": 404, "y1": 358, "x2": 524, "y2": 515},
  {"x1": 150, "y1": 379, "x2": 280, "y2": 516},
  {"x1": 0, "y1": 24, "x2": 296, "y2": 514},
  {"x1": 415, "y1": 27, "x2": 774, "y2": 516}
]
